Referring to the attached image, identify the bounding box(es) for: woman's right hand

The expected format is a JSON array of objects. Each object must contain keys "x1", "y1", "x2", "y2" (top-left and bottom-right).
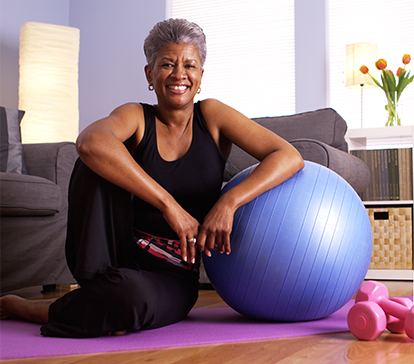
[{"x1": 162, "y1": 203, "x2": 201, "y2": 265}]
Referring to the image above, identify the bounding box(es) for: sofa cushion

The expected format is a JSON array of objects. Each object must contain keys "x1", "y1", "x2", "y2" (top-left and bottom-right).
[
  {"x1": 252, "y1": 108, "x2": 348, "y2": 152},
  {"x1": 0, "y1": 107, "x2": 27, "y2": 174},
  {"x1": 0, "y1": 172, "x2": 61, "y2": 216}
]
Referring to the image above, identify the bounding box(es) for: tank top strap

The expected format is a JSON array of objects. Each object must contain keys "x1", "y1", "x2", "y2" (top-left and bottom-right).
[{"x1": 139, "y1": 103, "x2": 156, "y2": 148}]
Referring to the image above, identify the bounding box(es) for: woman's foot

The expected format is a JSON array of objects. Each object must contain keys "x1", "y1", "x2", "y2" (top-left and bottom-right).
[
  {"x1": 1, "y1": 295, "x2": 127, "y2": 336},
  {"x1": 108, "y1": 330, "x2": 127, "y2": 336},
  {"x1": 0, "y1": 295, "x2": 56, "y2": 324}
]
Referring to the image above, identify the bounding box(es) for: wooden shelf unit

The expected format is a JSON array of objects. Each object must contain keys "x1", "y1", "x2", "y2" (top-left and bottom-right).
[{"x1": 346, "y1": 126, "x2": 414, "y2": 281}]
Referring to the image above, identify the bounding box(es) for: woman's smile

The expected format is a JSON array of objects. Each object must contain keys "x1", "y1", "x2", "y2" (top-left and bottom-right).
[{"x1": 167, "y1": 84, "x2": 190, "y2": 93}]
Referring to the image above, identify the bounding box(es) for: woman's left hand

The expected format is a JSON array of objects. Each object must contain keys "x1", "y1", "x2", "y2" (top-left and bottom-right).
[{"x1": 196, "y1": 197, "x2": 236, "y2": 257}]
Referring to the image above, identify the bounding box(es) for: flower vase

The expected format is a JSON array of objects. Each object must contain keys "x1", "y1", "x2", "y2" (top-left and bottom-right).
[{"x1": 385, "y1": 93, "x2": 400, "y2": 126}]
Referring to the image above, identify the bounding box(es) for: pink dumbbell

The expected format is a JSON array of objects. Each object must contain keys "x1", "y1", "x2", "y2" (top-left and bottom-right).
[
  {"x1": 347, "y1": 281, "x2": 414, "y2": 340},
  {"x1": 347, "y1": 301, "x2": 387, "y2": 340},
  {"x1": 386, "y1": 297, "x2": 414, "y2": 334}
]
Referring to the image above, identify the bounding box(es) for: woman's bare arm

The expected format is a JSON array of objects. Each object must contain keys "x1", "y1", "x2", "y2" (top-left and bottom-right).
[{"x1": 198, "y1": 99, "x2": 305, "y2": 255}]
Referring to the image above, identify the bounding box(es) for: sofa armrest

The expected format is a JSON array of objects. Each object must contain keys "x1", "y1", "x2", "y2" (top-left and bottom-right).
[
  {"x1": 22, "y1": 142, "x2": 78, "y2": 195},
  {"x1": 225, "y1": 138, "x2": 370, "y2": 195},
  {"x1": 290, "y1": 139, "x2": 370, "y2": 194}
]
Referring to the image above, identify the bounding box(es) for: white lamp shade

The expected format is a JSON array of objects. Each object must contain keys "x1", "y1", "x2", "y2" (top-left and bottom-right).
[
  {"x1": 19, "y1": 22, "x2": 80, "y2": 143},
  {"x1": 346, "y1": 42, "x2": 378, "y2": 89}
]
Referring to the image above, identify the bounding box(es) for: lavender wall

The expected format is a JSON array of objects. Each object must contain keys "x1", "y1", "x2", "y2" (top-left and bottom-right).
[
  {"x1": 0, "y1": 0, "x2": 165, "y2": 132},
  {"x1": 69, "y1": 0, "x2": 164, "y2": 129},
  {"x1": 0, "y1": 0, "x2": 70, "y2": 111},
  {"x1": 295, "y1": 0, "x2": 327, "y2": 113}
]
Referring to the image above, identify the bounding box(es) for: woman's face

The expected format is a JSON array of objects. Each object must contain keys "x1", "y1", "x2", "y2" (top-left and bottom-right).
[{"x1": 145, "y1": 42, "x2": 204, "y2": 110}]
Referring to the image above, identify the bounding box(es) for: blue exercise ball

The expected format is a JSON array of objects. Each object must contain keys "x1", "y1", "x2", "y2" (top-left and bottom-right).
[{"x1": 203, "y1": 161, "x2": 372, "y2": 322}]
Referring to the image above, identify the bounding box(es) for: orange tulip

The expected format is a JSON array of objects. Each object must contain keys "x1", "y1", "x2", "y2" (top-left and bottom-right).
[
  {"x1": 359, "y1": 65, "x2": 369, "y2": 74},
  {"x1": 375, "y1": 59, "x2": 387, "y2": 70},
  {"x1": 397, "y1": 67, "x2": 406, "y2": 76},
  {"x1": 403, "y1": 54, "x2": 411, "y2": 65}
]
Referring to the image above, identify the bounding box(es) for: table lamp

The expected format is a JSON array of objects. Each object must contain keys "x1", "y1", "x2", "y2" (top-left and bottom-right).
[{"x1": 346, "y1": 42, "x2": 378, "y2": 127}]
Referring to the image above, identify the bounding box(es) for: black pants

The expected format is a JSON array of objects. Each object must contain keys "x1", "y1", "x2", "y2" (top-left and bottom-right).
[{"x1": 40, "y1": 159, "x2": 199, "y2": 338}]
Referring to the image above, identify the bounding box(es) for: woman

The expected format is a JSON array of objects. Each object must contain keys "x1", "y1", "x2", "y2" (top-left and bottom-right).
[{"x1": 0, "y1": 19, "x2": 304, "y2": 337}]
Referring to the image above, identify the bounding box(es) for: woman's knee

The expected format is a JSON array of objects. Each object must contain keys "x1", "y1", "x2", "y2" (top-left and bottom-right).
[{"x1": 93, "y1": 268, "x2": 153, "y2": 309}]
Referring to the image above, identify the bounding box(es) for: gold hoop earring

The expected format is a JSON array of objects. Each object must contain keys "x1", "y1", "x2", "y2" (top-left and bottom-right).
[
  {"x1": 148, "y1": 84, "x2": 154, "y2": 91},
  {"x1": 197, "y1": 87, "x2": 201, "y2": 94}
]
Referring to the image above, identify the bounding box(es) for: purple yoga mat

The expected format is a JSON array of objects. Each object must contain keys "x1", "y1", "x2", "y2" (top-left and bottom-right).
[{"x1": 0, "y1": 300, "x2": 358, "y2": 360}]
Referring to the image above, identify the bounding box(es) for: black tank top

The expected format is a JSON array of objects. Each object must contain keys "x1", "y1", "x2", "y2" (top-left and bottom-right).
[{"x1": 132, "y1": 101, "x2": 226, "y2": 240}]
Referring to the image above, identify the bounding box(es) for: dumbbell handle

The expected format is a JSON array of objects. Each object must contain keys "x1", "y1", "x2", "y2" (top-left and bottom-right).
[{"x1": 378, "y1": 298, "x2": 410, "y2": 320}]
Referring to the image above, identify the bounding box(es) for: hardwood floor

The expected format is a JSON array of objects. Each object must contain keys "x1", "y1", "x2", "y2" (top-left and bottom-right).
[{"x1": 1, "y1": 281, "x2": 413, "y2": 363}]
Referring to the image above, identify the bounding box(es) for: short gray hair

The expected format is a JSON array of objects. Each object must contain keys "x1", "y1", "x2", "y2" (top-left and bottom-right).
[{"x1": 144, "y1": 18, "x2": 207, "y2": 68}]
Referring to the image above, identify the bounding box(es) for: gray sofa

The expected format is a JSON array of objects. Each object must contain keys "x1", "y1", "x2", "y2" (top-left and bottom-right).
[{"x1": 1, "y1": 142, "x2": 78, "y2": 293}]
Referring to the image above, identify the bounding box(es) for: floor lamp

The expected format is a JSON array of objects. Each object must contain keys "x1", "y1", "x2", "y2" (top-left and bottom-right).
[
  {"x1": 18, "y1": 22, "x2": 80, "y2": 143},
  {"x1": 346, "y1": 42, "x2": 378, "y2": 128}
]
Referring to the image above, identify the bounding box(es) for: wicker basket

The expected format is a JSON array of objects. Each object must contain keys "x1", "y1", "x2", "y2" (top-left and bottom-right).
[{"x1": 367, "y1": 207, "x2": 413, "y2": 269}]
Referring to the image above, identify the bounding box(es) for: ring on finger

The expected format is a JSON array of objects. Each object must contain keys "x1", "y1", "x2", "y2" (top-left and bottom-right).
[{"x1": 188, "y1": 238, "x2": 197, "y2": 244}]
